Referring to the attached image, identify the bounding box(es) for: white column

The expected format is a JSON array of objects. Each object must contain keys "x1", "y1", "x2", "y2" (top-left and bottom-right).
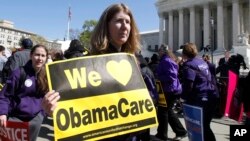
[
  {"x1": 189, "y1": 7, "x2": 195, "y2": 43},
  {"x1": 232, "y1": 0, "x2": 240, "y2": 45},
  {"x1": 223, "y1": 5, "x2": 229, "y2": 51},
  {"x1": 159, "y1": 16, "x2": 164, "y2": 45},
  {"x1": 168, "y1": 11, "x2": 174, "y2": 48},
  {"x1": 203, "y1": 4, "x2": 210, "y2": 47},
  {"x1": 178, "y1": 9, "x2": 184, "y2": 47},
  {"x1": 217, "y1": 0, "x2": 224, "y2": 51},
  {"x1": 249, "y1": 0, "x2": 250, "y2": 34}
]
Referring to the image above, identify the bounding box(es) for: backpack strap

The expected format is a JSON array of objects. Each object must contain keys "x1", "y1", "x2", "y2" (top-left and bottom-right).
[{"x1": 15, "y1": 67, "x2": 27, "y2": 95}]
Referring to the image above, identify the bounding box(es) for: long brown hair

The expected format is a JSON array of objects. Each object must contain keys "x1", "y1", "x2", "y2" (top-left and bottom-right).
[
  {"x1": 90, "y1": 3, "x2": 140, "y2": 55},
  {"x1": 30, "y1": 44, "x2": 49, "y2": 95},
  {"x1": 159, "y1": 44, "x2": 177, "y2": 63}
]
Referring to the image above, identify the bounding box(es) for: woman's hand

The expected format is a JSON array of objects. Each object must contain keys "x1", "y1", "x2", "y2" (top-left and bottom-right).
[
  {"x1": 0, "y1": 115, "x2": 7, "y2": 127},
  {"x1": 42, "y1": 90, "x2": 60, "y2": 117}
]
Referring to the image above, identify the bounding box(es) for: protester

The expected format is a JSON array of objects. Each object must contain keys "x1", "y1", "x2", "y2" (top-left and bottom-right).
[
  {"x1": 242, "y1": 71, "x2": 250, "y2": 125},
  {"x1": 148, "y1": 53, "x2": 159, "y2": 76},
  {"x1": 227, "y1": 53, "x2": 247, "y2": 75},
  {"x1": 202, "y1": 54, "x2": 221, "y2": 117},
  {"x1": 144, "y1": 57, "x2": 150, "y2": 64},
  {"x1": 202, "y1": 54, "x2": 216, "y2": 76},
  {"x1": 154, "y1": 44, "x2": 187, "y2": 141},
  {"x1": 136, "y1": 53, "x2": 158, "y2": 105},
  {"x1": 216, "y1": 50, "x2": 230, "y2": 78},
  {"x1": 1, "y1": 38, "x2": 33, "y2": 83},
  {"x1": 176, "y1": 56, "x2": 184, "y2": 83},
  {"x1": 216, "y1": 50, "x2": 230, "y2": 84},
  {"x1": 0, "y1": 45, "x2": 8, "y2": 83},
  {"x1": 64, "y1": 39, "x2": 85, "y2": 59},
  {"x1": 174, "y1": 56, "x2": 185, "y2": 115},
  {"x1": 42, "y1": 3, "x2": 141, "y2": 141},
  {"x1": 202, "y1": 54, "x2": 218, "y2": 94},
  {"x1": 0, "y1": 44, "x2": 49, "y2": 141},
  {"x1": 48, "y1": 48, "x2": 64, "y2": 62},
  {"x1": 135, "y1": 53, "x2": 158, "y2": 141},
  {"x1": 182, "y1": 43, "x2": 218, "y2": 141},
  {"x1": 214, "y1": 51, "x2": 230, "y2": 117}
]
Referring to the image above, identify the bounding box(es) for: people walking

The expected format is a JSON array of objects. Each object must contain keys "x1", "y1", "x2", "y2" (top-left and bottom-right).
[
  {"x1": 181, "y1": 43, "x2": 218, "y2": 141},
  {"x1": 154, "y1": 44, "x2": 187, "y2": 141}
]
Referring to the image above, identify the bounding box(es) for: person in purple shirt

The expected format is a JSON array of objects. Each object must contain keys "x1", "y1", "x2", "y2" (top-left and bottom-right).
[
  {"x1": 0, "y1": 44, "x2": 49, "y2": 141},
  {"x1": 154, "y1": 44, "x2": 187, "y2": 141},
  {"x1": 182, "y1": 43, "x2": 218, "y2": 141}
]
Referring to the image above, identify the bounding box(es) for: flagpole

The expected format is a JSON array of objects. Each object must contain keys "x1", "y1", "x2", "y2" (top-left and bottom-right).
[
  {"x1": 67, "y1": 18, "x2": 70, "y2": 40},
  {"x1": 67, "y1": 6, "x2": 71, "y2": 40}
]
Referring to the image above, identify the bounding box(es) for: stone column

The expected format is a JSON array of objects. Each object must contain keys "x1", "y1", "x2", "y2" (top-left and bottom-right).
[
  {"x1": 249, "y1": 0, "x2": 250, "y2": 34},
  {"x1": 178, "y1": 9, "x2": 184, "y2": 47},
  {"x1": 165, "y1": 18, "x2": 169, "y2": 44},
  {"x1": 232, "y1": 0, "x2": 240, "y2": 45},
  {"x1": 189, "y1": 7, "x2": 195, "y2": 43},
  {"x1": 159, "y1": 16, "x2": 165, "y2": 45},
  {"x1": 223, "y1": 4, "x2": 230, "y2": 51},
  {"x1": 203, "y1": 4, "x2": 210, "y2": 48},
  {"x1": 168, "y1": 11, "x2": 174, "y2": 48},
  {"x1": 216, "y1": 0, "x2": 224, "y2": 51}
]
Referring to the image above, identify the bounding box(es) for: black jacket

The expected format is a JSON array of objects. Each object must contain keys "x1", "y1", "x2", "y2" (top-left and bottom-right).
[
  {"x1": 64, "y1": 45, "x2": 84, "y2": 59},
  {"x1": 216, "y1": 57, "x2": 229, "y2": 78},
  {"x1": 1, "y1": 49, "x2": 30, "y2": 83}
]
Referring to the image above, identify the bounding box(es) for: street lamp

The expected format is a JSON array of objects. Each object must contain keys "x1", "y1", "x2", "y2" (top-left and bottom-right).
[{"x1": 210, "y1": 17, "x2": 214, "y2": 64}]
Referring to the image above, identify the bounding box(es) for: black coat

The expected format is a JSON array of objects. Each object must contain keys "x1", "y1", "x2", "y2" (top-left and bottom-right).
[
  {"x1": 64, "y1": 45, "x2": 84, "y2": 59},
  {"x1": 216, "y1": 57, "x2": 229, "y2": 78}
]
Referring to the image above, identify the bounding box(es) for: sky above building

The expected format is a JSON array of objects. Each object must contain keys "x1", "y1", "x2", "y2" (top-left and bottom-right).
[{"x1": 0, "y1": 0, "x2": 159, "y2": 41}]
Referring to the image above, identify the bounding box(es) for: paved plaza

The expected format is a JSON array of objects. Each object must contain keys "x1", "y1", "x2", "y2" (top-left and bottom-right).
[{"x1": 37, "y1": 115, "x2": 239, "y2": 141}]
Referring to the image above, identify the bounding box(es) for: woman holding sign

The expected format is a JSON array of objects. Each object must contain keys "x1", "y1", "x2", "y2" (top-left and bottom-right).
[
  {"x1": 0, "y1": 44, "x2": 49, "y2": 141},
  {"x1": 43, "y1": 3, "x2": 142, "y2": 141}
]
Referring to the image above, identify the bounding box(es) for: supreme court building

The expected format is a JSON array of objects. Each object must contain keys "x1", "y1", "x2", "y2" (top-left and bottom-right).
[{"x1": 155, "y1": 0, "x2": 250, "y2": 52}]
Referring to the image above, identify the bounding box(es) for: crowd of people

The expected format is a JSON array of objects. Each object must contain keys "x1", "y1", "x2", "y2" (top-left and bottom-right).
[{"x1": 0, "y1": 2, "x2": 250, "y2": 141}]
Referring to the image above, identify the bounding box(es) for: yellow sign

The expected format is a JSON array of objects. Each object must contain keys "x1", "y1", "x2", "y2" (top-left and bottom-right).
[
  {"x1": 46, "y1": 53, "x2": 158, "y2": 141},
  {"x1": 0, "y1": 83, "x2": 3, "y2": 91},
  {"x1": 156, "y1": 80, "x2": 167, "y2": 107}
]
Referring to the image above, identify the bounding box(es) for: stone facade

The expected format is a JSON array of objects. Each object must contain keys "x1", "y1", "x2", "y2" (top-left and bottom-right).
[
  {"x1": 0, "y1": 20, "x2": 34, "y2": 48},
  {"x1": 140, "y1": 30, "x2": 159, "y2": 57},
  {"x1": 0, "y1": 20, "x2": 61, "y2": 50},
  {"x1": 155, "y1": 0, "x2": 250, "y2": 52}
]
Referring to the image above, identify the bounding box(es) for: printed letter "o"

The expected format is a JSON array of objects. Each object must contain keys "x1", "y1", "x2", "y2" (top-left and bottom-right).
[{"x1": 57, "y1": 109, "x2": 70, "y2": 131}]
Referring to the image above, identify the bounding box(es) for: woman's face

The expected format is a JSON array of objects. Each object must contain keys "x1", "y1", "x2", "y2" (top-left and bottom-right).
[
  {"x1": 109, "y1": 11, "x2": 131, "y2": 48},
  {"x1": 31, "y1": 47, "x2": 47, "y2": 72}
]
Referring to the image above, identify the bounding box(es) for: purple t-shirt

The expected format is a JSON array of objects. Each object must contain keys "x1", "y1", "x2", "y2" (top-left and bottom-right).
[{"x1": 182, "y1": 57, "x2": 214, "y2": 100}]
